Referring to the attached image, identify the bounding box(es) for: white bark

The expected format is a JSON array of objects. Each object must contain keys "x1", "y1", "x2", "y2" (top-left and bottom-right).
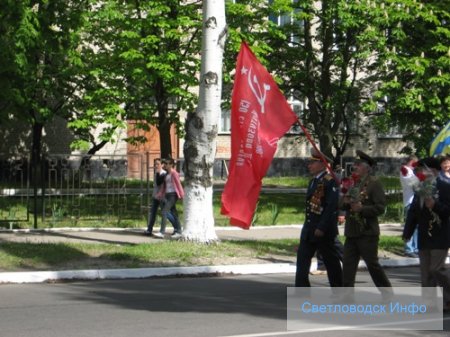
[
  {"x1": 182, "y1": 0, "x2": 226, "y2": 243},
  {"x1": 183, "y1": 184, "x2": 217, "y2": 242}
]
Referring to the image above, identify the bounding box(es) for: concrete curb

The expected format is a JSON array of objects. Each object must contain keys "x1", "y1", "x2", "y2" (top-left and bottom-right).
[
  {"x1": 3, "y1": 257, "x2": 446, "y2": 284},
  {"x1": 0, "y1": 263, "x2": 297, "y2": 284}
]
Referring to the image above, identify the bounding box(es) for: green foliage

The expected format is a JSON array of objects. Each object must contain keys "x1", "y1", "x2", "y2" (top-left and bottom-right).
[
  {"x1": 225, "y1": 0, "x2": 449, "y2": 158},
  {"x1": 1, "y1": 0, "x2": 447, "y2": 162},
  {"x1": 1, "y1": 1, "x2": 89, "y2": 118},
  {"x1": 224, "y1": 0, "x2": 391, "y2": 160},
  {"x1": 1, "y1": 0, "x2": 203, "y2": 158},
  {"x1": 0, "y1": 0, "x2": 91, "y2": 167},
  {"x1": 371, "y1": 0, "x2": 450, "y2": 155},
  {"x1": 72, "y1": 0, "x2": 202, "y2": 157}
]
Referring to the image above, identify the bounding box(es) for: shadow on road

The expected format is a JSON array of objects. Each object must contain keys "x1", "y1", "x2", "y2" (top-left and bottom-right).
[{"x1": 61, "y1": 274, "x2": 289, "y2": 320}]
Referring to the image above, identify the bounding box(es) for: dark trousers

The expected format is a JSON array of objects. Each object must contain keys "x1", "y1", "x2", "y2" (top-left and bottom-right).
[
  {"x1": 317, "y1": 236, "x2": 344, "y2": 269},
  {"x1": 419, "y1": 249, "x2": 450, "y2": 305},
  {"x1": 343, "y1": 236, "x2": 392, "y2": 288},
  {"x1": 295, "y1": 238, "x2": 343, "y2": 287}
]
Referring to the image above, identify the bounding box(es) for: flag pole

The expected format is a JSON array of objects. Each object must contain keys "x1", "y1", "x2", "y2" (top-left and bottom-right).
[{"x1": 294, "y1": 118, "x2": 340, "y2": 184}]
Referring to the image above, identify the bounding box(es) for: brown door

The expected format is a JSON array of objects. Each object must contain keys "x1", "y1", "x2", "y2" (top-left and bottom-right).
[{"x1": 127, "y1": 121, "x2": 178, "y2": 180}]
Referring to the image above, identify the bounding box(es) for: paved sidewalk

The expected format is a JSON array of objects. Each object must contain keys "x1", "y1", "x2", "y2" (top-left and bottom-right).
[
  {"x1": 0, "y1": 223, "x2": 404, "y2": 244},
  {"x1": 0, "y1": 224, "x2": 433, "y2": 284}
]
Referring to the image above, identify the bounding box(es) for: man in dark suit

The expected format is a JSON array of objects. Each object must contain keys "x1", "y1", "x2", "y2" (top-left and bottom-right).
[
  {"x1": 403, "y1": 156, "x2": 450, "y2": 311},
  {"x1": 341, "y1": 150, "x2": 392, "y2": 292},
  {"x1": 295, "y1": 148, "x2": 343, "y2": 287}
]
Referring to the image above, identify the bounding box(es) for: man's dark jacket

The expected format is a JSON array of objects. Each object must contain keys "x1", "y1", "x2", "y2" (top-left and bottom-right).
[{"x1": 300, "y1": 172, "x2": 339, "y2": 242}]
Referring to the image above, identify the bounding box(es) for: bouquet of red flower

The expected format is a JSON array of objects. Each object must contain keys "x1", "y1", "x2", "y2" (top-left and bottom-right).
[
  {"x1": 413, "y1": 168, "x2": 440, "y2": 236},
  {"x1": 340, "y1": 173, "x2": 363, "y2": 202},
  {"x1": 413, "y1": 171, "x2": 438, "y2": 201},
  {"x1": 340, "y1": 177, "x2": 354, "y2": 196}
]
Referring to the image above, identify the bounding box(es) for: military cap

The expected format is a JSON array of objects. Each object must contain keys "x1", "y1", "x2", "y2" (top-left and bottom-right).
[
  {"x1": 417, "y1": 157, "x2": 441, "y2": 171},
  {"x1": 355, "y1": 150, "x2": 376, "y2": 167},
  {"x1": 308, "y1": 147, "x2": 332, "y2": 163}
]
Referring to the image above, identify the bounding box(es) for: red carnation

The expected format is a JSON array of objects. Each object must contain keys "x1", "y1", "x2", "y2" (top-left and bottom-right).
[
  {"x1": 351, "y1": 173, "x2": 360, "y2": 182},
  {"x1": 415, "y1": 172, "x2": 427, "y2": 182},
  {"x1": 340, "y1": 177, "x2": 354, "y2": 195}
]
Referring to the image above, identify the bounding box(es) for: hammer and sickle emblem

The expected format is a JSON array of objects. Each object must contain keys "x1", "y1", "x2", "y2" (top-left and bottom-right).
[{"x1": 247, "y1": 68, "x2": 271, "y2": 114}]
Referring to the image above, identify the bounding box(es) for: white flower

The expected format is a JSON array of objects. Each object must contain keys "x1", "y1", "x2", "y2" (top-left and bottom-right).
[{"x1": 49, "y1": 24, "x2": 62, "y2": 32}]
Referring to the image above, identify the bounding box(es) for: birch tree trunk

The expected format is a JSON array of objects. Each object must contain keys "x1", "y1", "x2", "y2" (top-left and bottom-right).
[{"x1": 182, "y1": 0, "x2": 226, "y2": 243}]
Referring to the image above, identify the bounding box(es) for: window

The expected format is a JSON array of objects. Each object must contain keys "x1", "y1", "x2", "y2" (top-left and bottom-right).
[
  {"x1": 219, "y1": 109, "x2": 231, "y2": 134},
  {"x1": 269, "y1": 0, "x2": 302, "y2": 46},
  {"x1": 377, "y1": 126, "x2": 404, "y2": 139},
  {"x1": 286, "y1": 98, "x2": 303, "y2": 134}
]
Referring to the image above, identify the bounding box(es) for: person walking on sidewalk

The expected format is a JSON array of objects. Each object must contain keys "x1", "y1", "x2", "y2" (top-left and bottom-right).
[
  {"x1": 157, "y1": 158, "x2": 184, "y2": 239},
  {"x1": 143, "y1": 158, "x2": 176, "y2": 238},
  {"x1": 341, "y1": 150, "x2": 392, "y2": 293},
  {"x1": 403, "y1": 156, "x2": 450, "y2": 311},
  {"x1": 400, "y1": 155, "x2": 419, "y2": 257},
  {"x1": 295, "y1": 148, "x2": 343, "y2": 287}
]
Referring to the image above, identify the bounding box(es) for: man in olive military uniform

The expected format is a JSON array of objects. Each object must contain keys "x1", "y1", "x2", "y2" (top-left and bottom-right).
[
  {"x1": 341, "y1": 150, "x2": 392, "y2": 290},
  {"x1": 295, "y1": 148, "x2": 343, "y2": 287}
]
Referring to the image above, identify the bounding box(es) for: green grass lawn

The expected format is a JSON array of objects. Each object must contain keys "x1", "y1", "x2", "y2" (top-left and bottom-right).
[
  {"x1": 0, "y1": 236, "x2": 404, "y2": 272},
  {"x1": 0, "y1": 176, "x2": 409, "y2": 273}
]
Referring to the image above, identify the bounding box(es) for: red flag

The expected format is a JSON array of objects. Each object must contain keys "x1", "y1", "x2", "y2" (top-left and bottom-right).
[{"x1": 220, "y1": 42, "x2": 297, "y2": 229}]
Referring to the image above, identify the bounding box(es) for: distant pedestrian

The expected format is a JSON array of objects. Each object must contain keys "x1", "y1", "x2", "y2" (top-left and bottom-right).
[
  {"x1": 341, "y1": 150, "x2": 392, "y2": 296},
  {"x1": 436, "y1": 154, "x2": 450, "y2": 213},
  {"x1": 295, "y1": 148, "x2": 343, "y2": 287},
  {"x1": 400, "y1": 155, "x2": 419, "y2": 257},
  {"x1": 143, "y1": 158, "x2": 176, "y2": 239},
  {"x1": 157, "y1": 158, "x2": 184, "y2": 239},
  {"x1": 403, "y1": 156, "x2": 450, "y2": 311}
]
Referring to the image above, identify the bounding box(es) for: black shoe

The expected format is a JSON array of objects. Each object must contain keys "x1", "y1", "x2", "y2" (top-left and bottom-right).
[{"x1": 143, "y1": 230, "x2": 152, "y2": 236}]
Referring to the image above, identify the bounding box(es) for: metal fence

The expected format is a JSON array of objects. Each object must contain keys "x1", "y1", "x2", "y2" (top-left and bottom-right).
[
  {"x1": 0, "y1": 153, "x2": 150, "y2": 228},
  {"x1": 0, "y1": 157, "x2": 30, "y2": 227},
  {"x1": 0, "y1": 153, "x2": 403, "y2": 228}
]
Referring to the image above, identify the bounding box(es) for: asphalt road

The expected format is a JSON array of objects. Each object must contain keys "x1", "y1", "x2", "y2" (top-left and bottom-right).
[{"x1": 0, "y1": 266, "x2": 449, "y2": 337}]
